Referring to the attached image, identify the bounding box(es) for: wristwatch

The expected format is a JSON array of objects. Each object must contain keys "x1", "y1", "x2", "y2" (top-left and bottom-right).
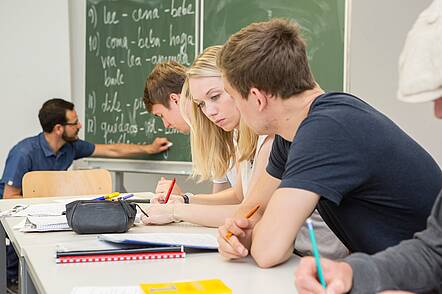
[{"x1": 181, "y1": 192, "x2": 193, "y2": 204}]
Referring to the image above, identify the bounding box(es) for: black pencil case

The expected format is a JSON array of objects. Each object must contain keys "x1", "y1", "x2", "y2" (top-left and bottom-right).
[{"x1": 65, "y1": 200, "x2": 136, "y2": 234}]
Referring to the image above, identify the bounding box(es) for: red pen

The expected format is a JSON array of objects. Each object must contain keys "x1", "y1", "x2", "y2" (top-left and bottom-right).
[{"x1": 163, "y1": 177, "x2": 176, "y2": 204}]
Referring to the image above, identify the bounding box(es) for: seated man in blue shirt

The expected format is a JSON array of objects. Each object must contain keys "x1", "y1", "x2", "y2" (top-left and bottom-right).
[{"x1": 0, "y1": 98, "x2": 171, "y2": 198}]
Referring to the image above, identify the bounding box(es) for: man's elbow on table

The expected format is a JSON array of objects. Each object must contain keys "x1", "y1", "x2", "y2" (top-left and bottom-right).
[{"x1": 251, "y1": 244, "x2": 292, "y2": 268}]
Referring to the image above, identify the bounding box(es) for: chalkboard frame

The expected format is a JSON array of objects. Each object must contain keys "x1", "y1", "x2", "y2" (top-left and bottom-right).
[{"x1": 82, "y1": 0, "x2": 350, "y2": 175}]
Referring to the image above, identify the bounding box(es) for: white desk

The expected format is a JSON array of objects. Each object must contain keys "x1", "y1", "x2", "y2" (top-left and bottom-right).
[
  {"x1": 24, "y1": 245, "x2": 298, "y2": 293},
  {"x1": 1, "y1": 195, "x2": 299, "y2": 294}
]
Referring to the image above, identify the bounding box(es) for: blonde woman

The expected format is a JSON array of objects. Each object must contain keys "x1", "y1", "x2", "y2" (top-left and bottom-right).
[
  {"x1": 144, "y1": 46, "x2": 271, "y2": 225},
  {"x1": 142, "y1": 46, "x2": 348, "y2": 259}
]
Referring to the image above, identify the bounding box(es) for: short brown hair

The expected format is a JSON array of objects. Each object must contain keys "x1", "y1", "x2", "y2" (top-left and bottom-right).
[
  {"x1": 39, "y1": 98, "x2": 74, "y2": 133},
  {"x1": 143, "y1": 61, "x2": 187, "y2": 112},
  {"x1": 218, "y1": 18, "x2": 315, "y2": 99}
]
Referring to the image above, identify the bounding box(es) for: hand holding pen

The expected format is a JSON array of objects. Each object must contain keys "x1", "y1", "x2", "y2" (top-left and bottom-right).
[
  {"x1": 163, "y1": 178, "x2": 176, "y2": 204},
  {"x1": 306, "y1": 218, "x2": 326, "y2": 288},
  {"x1": 217, "y1": 205, "x2": 260, "y2": 260},
  {"x1": 225, "y1": 205, "x2": 260, "y2": 239},
  {"x1": 295, "y1": 255, "x2": 353, "y2": 293}
]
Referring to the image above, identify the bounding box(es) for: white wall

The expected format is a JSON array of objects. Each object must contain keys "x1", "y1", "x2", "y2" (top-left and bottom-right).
[
  {"x1": 349, "y1": 0, "x2": 442, "y2": 167},
  {"x1": 0, "y1": 0, "x2": 71, "y2": 172}
]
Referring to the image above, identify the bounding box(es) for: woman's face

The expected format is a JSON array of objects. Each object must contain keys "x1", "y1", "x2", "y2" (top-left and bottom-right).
[{"x1": 189, "y1": 76, "x2": 241, "y2": 131}]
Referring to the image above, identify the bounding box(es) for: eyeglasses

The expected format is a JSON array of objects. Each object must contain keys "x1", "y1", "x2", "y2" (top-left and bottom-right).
[{"x1": 64, "y1": 120, "x2": 80, "y2": 126}]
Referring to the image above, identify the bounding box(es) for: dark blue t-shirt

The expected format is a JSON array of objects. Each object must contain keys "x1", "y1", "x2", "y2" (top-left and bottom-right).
[
  {"x1": 266, "y1": 92, "x2": 442, "y2": 254},
  {"x1": 0, "y1": 133, "x2": 95, "y2": 197}
]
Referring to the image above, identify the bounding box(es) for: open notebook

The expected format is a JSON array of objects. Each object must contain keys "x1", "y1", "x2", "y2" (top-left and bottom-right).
[
  {"x1": 99, "y1": 233, "x2": 219, "y2": 250},
  {"x1": 16, "y1": 215, "x2": 70, "y2": 232}
]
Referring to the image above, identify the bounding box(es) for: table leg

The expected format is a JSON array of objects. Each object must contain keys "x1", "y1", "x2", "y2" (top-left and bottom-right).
[
  {"x1": 20, "y1": 258, "x2": 37, "y2": 294},
  {"x1": 114, "y1": 171, "x2": 127, "y2": 193},
  {"x1": 0, "y1": 222, "x2": 6, "y2": 294}
]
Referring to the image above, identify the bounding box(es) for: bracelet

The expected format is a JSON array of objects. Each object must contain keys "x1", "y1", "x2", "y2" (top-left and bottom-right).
[{"x1": 181, "y1": 192, "x2": 193, "y2": 204}]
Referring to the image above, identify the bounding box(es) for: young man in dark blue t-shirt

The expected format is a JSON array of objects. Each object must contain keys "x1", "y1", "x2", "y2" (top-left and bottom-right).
[{"x1": 215, "y1": 19, "x2": 442, "y2": 268}]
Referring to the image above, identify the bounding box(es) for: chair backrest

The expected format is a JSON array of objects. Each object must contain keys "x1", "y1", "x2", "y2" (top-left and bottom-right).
[{"x1": 22, "y1": 169, "x2": 113, "y2": 198}]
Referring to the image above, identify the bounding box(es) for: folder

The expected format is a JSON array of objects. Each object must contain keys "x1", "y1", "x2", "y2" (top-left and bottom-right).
[
  {"x1": 140, "y1": 279, "x2": 232, "y2": 294},
  {"x1": 99, "y1": 233, "x2": 218, "y2": 250}
]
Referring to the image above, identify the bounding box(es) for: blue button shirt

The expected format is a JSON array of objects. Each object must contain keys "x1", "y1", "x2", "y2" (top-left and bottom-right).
[{"x1": 0, "y1": 133, "x2": 95, "y2": 197}]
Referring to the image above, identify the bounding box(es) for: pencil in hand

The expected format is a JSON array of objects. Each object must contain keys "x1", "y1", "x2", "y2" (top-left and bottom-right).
[
  {"x1": 225, "y1": 204, "x2": 260, "y2": 239},
  {"x1": 306, "y1": 218, "x2": 327, "y2": 288},
  {"x1": 163, "y1": 177, "x2": 176, "y2": 204}
]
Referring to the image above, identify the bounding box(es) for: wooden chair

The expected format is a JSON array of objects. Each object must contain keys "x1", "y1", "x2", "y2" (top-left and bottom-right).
[{"x1": 22, "y1": 169, "x2": 113, "y2": 198}]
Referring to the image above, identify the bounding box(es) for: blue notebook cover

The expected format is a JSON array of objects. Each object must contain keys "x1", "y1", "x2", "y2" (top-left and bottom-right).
[{"x1": 98, "y1": 233, "x2": 219, "y2": 250}]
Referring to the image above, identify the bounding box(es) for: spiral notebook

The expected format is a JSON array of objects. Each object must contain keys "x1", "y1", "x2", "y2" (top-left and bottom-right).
[
  {"x1": 56, "y1": 239, "x2": 185, "y2": 264},
  {"x1": 21, "y1": 215, "x2": 70, "y2": 232}
]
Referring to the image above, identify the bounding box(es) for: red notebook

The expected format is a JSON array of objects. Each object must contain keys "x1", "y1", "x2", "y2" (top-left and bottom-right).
[{"x1": 56, "y1": 251, "x2": 185, "y2": 264}]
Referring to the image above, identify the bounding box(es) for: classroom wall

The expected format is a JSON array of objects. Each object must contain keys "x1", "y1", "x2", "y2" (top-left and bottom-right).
[
  {"x1": 0, "y1": 0, "x2": 71, "y2": 173},
  {"x1": 348, "y1": 0, "x2": 442, "y2": 167}
]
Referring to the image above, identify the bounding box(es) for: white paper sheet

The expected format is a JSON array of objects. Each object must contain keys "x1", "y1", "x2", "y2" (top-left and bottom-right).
[
  {"x1": 70, "y1": 286, "x2": 142, "y2": 294},
  {"x1": 13, "y1": 203, "x2": 66, "y2": 217}
]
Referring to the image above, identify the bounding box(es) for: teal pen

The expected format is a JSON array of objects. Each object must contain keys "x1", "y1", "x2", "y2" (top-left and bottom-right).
[{"x1": 306, "y1": 218, "x2": 327, "y2": 288}]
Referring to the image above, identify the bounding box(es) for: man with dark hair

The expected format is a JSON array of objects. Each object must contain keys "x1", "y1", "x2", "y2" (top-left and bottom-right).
[
  {"x1": 0, "y1": 98, "x2": 171, "y2": 198},
  {"x1": 1, "y1": 98, "x2": 171, "y2": 292},
  {"x1": 215, "y1": 18, "x2": 442, "y2": 269},
  {"x1": 143, "y1": 61, "x2": 190, "y2": 133}
]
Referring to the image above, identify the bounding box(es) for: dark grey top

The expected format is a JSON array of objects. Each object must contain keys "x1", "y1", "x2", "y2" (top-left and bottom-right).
[{"x1": 347, "y1": 189, "x2": 442, "y2": 293}]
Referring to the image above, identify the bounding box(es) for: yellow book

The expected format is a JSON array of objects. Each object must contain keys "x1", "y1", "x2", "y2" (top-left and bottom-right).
[{"x1": 140, "y1": 279, "x2": 232, "y2": 294}]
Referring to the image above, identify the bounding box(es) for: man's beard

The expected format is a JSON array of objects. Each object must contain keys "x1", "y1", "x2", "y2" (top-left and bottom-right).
[{"x1": 62, "y1": 130, "x2": 79, "y2": 142}]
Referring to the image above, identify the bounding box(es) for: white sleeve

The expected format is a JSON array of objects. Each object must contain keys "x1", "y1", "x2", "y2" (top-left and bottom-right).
[{"x1": 212, "y1": 176, "x2": 229, "y2": 184}]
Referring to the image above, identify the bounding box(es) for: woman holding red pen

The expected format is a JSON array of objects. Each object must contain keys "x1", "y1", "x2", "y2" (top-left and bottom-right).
[{"x1": 140, "y1": 46, "x2": 348, "y2": 259}]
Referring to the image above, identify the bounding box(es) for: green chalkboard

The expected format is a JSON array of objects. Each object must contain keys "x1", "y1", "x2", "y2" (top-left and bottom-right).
[
  {"x1": 85, "y1": 0, "x2": 197, "y2": 161},
  {"x1": 85, "y1": 0, "x2": 346, "y2": 163},
  {"x1": 203, "y1": 0, "x2": 346, "y2": 92}
]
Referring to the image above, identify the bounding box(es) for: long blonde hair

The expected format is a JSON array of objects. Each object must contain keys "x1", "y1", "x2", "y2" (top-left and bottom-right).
[{"x1": 185, "y1": 45, "x2": 258, "y2": 181}]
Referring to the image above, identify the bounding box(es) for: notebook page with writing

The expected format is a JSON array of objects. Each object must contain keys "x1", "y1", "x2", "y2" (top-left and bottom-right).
[
  {"x1": 21, "y1": 215, "x2": 70, "y2": 232},
  {"x1": 99, "y1": 233, "x2": 218, "y2": 250}
]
